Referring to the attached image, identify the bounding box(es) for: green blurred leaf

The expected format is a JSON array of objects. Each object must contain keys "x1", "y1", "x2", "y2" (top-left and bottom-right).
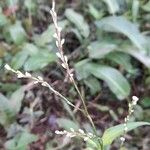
[
  {"x1": 6, "y1": 0, "x2": 18, "y2": 6},
  {"x1": 0, "y1": 93, "x2": 15, "y2": 126},
  {"x1": 65, "y1": 9, "x2": 90, "y2": 38},
  {"x1": 12, "y1": 42, "x2": 56, "y2": 71},
  {"x1": 103, "y1": 0, "x2": 120, "y2": 14},
  {"x1": 0, "y1": 13, "x2": 8, "y2": 27},
  {"x1": 141, "y1": 97, "x2": 150, "y2": 108},
  {"x1": 132, "y1": 0, "x2": 139, "y2": 22},
  {"x1": 24, "y1": 0, "x2": 37, "y2": 13},
  {"x1": 88, "y1": 63, "x2": 130, "y2": 99},
  {"x1": 125, "y1": 48, "x2": 150, "y2": 68},
  {"x1": 142, "y1": 1, "x2": 150, "y2": 12},
  {"x1": 57, "y1": 118, "x2": 79, "y2": 131},
  {"x1": 88, "y1": 41, "x2": 117, "y2": 59},
  {"x1": 11, "y1": 50, "x2": 28, "y2": 69},
  {"x1": 102, "y1": 122, "x2": 150, "y2": 146},
  {"x1": 24, "y1": 50, "x2": 56, "y2": 71},
  {"x1": 88, "y1": 4, "x2": 103, "y2": 20},
  {"x1": 95, "y1": 16, "x2": 147, "y2": 51},
  {"x1": 75, "y1": 59, "x2": 91, "y2": 80},
  {"x1": 106, "y1": 52, "x2": 135, "y2": 73},
  {"x1": 5, "y1": 130, "x2": 38, "y2": 150},
  {"x1": 75, "y1": 62, "x2": 131, "y2": 99},
  {"x1": 84, "y1": 77, "x2": 101, "y2": 95},
  {"x1": 4, "y1": 21, "x2": 27, "y2": 45},
  {"x1": 10, "y1": 87, "x2": 25, "y2": 114},
  {"x1": 11, "y1": 43, "x2": 39, "y2": 69},
  {"x1": 35, "y1": 20, "x2": 68, "y2": 46},
  {"x1": 0, "y1": 82, "x2": 20, "y2": 93}
]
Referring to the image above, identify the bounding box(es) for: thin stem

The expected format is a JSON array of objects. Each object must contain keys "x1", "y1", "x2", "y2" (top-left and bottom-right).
[
  {"x1": 50, "y1": 1, "x2": 103, "y2": 149},
  {"x1": 4, "y1": 65, "x2": 84, "y2": 114}
]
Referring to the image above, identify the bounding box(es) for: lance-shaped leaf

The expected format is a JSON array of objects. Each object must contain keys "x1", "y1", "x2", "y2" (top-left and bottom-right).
[
  {"x1": 75, "y1": 62, "x2": 130, "y2": 99},
  {"x1": 95, "y1": 16, "x2": 147, "y2": 51},
  {"x1": 103, "y1": 0, "x2": 120, "y2": 14},
  {"x1": 65, "y1": 8, "x2": 90, "y2": 38},
  {"x1": 102, "y1": 122, "x2": 150, "y2": 146},
  {"x1": 87, "y1": 63, "x2": 130, "y2": 100},
  {"x1": 88, "y1": 41, "x2": 117, "y2": 59}
]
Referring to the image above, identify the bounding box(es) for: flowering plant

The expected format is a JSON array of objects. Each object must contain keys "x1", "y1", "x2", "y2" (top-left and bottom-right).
[{"x1": 4, "y1": 0, "x2": 150, "y2": 149}]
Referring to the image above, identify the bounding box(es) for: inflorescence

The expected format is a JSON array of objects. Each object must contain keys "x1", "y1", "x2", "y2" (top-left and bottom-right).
[
  {"x1": 120, "y1": 96, "x2": 139, "y2": 145},
  {"x1": 55, "y1": 128, "x2": 96, "y2": 142}
]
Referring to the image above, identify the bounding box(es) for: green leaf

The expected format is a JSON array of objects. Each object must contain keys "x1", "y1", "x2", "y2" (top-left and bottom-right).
[
  {"x1": 102, "y1": 122, "x2": 150, "y2": 146},
  {"x1": 10, "y1": 87, "x2": 25, "y2": 114},
  {"x1": 103, "y1": 0, "x2": 120, "y2": 14},
  {"x1": 24, "y1": 51, "x2": 56, "y2": 71},
  {"x1": 11, "y1": 50, "x2": 29, "y2": 70},
  {"x1": 125, "y1": 48, "x2": 150, "y2": 68},
  {"x1": 24, "y1": 0, "x2": 37, "y2": 13},
  {"x1": 132, "y1": 0, "x2": 139, "y2": 22},
  {"x1": 4, "y1": 21, "x2": 27, "y2": 45},
  {"x1": 11, "y1": 43, "x2": 39, "y2": 69},
  {"x1": 75, "y1": 62, "x2": 131, "y2": 99},
  {"x1": 75, "y1": 59, "x2": 91, "y2": 80},
  {"x1": 57, "y1": 118, "x2": 79, "y2": 131},
  {"x1": 142, "y1": 1, "x2": 150, "y2": 12},
  {"x1": 95, "y1": 16, "x2": 147, "y2": 51},
  {"x1": 35, "y1": 20, "x2": 68, "y2": 46},
  {"x1": 0, "y1": 93, "x2": 15, "y2": 126},
  {"x1": 6, "y1": 0, "x2": 18, "y2": 6},
  {"x1": 5, "y1": 130, "x2": 38, "y2": 150},
  {"x1": 65, "y1": 9, "x2": 90, "y2": 38},
  {"x1": 84, "y1": 77, "x2": 101, "y2": 95},
  {"x1": 106, "y1": 52, "x2": 135, "y2": 73},
  {"x1": 88, "y1": 63, "x2": 131, "y2": 99},
  {"x1": 0, "y1": 13, "x2": 8, "y2": 27},
  {"x1": 88, "y1": 41, "x2": 117, "y2": 59},
  {"x1": 141, "y1": 97, "x2": 150, "y2": 108},
  {"x1": 88, "y1": 4, "x2": 103, "y2": 20}
]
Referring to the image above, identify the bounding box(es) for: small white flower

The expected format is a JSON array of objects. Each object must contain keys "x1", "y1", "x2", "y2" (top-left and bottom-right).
[
  {"x1": 25, "y1": 72, "x2": 31, "y2": 77},
  {"x1": 84, "y1": 137, "x2": 89, "y2": 141},
  {"x1": 66, "y1": 132, "x2": 72, "y2": 137},
  {"x1": 37, "y1": 76, "x2": 43, "y2": 81},
  {"x1": 16, "y1": 71, "x2": 24, "y2": 78},
  {"x1": 56, "y1": 41, "x2": 59, "y2": 47},
  {"x1": 124, "y1": 118, "x2": 127, "y2": 122},
  {"x1": 132, "y1": 96, "x2": 139, "y2": 105},
  {"x1": 56, "y1": 52, "x2": 61, "y2": 58},
  {"x1": 4, "y1": 64, "x2": 11, "y2": 71},
  {"x1": 50, "y1": 10, "x2": 53, "y2": 15},
  {"x1": 53, "y1": 33, "x2": 57, "y2": 38},
  {"x1": 64, "y1": 56, "x2": 68, "y2": 63},
  {"x1": 61, "y1": 63, "x2": 66, "y2": 69},
  {"x1": 33, "y1": 81, "x2": 38, "y2": 84},
  {"x1": 132, "y1": 96, "x2": 139, "y2": 101},
  {"x1": 57, "y1": 27, "x2": 62, "y2": 33},
  {"x1": 120, "y1": 137, "x2": 125, "y2": 142},
  {"x1": 55, "y1": 130, "x2": 60, "y2": 134},
  {"x1": 70, "y1": 73, "x2": 74, "y2": 77},
  {"x1": 88, "y1": 132, "x2": 94, "y2": 138},
  {"x1": 78, "y1": 129, "x2": 84, "y2": 134},
  {"x1": 61, "y1": 39, "x2": 65, "y2": 45},
  {"x1": 124, "y1": 127, "x2": 128, "y2": 131},
  {"x1": 70, "y1": 128, "x2": 74, "y2": 132},
  {"x1": 41, "y1": 82, "x2": 47, "y2": 87}
]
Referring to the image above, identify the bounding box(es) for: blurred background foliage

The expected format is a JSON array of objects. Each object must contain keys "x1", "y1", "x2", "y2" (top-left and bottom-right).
[{"x1": 0, "y1": 0, "x2": 150, "y2": 149}]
